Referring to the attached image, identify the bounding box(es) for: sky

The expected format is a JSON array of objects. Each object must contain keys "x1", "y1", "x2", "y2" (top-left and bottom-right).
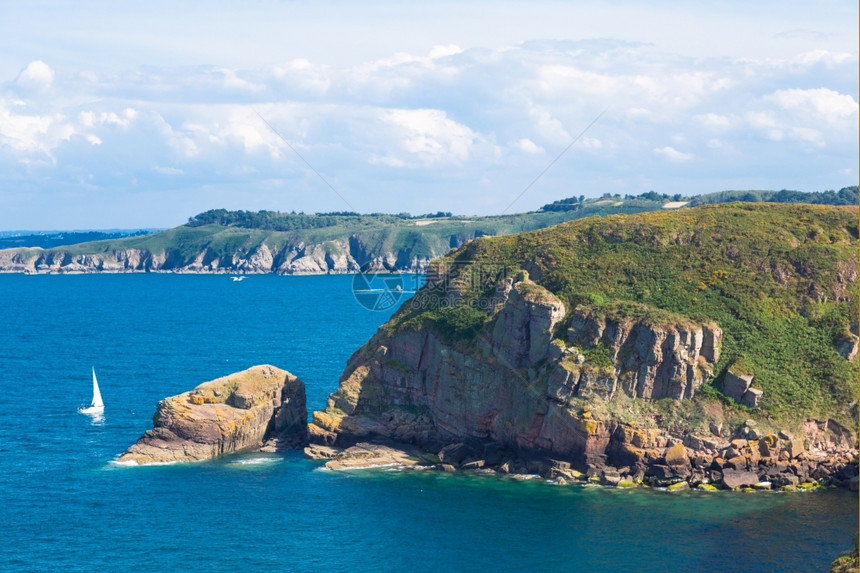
[{"x1": 0, "y1": 1, "x2": 857, "y2": 230}]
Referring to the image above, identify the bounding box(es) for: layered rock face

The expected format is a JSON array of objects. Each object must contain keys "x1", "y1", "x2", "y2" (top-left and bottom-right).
[
  {"x1": 312, "y1": 276, "x2": 723, "y2": 460},
  {"x1": 310, "y1": 271, "x2": 858, "y2": 489},
  {"x1": 564, "y1": 306, "x2": 721, "y2": 401},
  {"x1": 0, "y1": 238, "x2": 435, "y2": 274},
  {"x1": 118, "y1": 365, "x2": 307, "y2": 465}
]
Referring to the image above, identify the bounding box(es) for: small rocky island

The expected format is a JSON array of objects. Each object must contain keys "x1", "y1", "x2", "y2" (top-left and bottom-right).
[{"x1": 118, "y1": 365, "x2": 307, "y2": 464}]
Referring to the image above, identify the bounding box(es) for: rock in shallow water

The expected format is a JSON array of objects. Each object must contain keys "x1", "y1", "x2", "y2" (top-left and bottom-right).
[
  {"x1": 721, "y1": 469, "x2": 760, "y2": 489},
  {"x1": 320, "y1": 441, "x2": 432, "y2": 470},
  {"x1": 117, "y1": 365, "x2": 307, "y2": 465}
]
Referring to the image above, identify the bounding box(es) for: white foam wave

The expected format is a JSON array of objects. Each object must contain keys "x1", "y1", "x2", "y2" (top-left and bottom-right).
[
  {"x1": 337, "y1": 462, "x2": 404, "y2": 471},
  {"x1": 230, "y1": 457, "x2": 282, "y2": 466},
  {"x1": 107, "y1": 459, "x2": 181, "y2": 468}
]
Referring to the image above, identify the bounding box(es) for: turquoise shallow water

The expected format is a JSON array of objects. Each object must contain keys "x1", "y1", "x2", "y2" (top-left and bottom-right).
[{"x1": 0, "y1": 274, "x2": 855, "y2": 572}]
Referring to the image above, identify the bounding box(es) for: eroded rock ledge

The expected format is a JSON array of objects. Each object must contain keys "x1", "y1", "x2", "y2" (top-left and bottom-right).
[
  {"x1": 117, "y1": 365, "x2": 308, "y2": 465},
  {"x1": 305, "y1": 421, "x2": 858, "y2": 492}
]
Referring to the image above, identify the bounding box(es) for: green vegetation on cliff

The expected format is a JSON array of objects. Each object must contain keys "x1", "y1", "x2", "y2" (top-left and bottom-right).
[
  {"x1": 392, "y1": 202, "x2": 858, "y2": 424},
  {"x1": 688, "y1": 186, "x2": 858, "y2": 207}
]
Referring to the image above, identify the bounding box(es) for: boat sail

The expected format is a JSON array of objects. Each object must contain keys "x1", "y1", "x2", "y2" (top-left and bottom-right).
[{"x1": 78, "y1": 367, "x2": 104, "y2": 415}]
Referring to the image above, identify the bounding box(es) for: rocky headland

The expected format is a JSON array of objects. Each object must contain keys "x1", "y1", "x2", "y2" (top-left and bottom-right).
[
  {"x1": 0, "y1": 238, "x2": 432, "y2": 275},
  {"x1": 118, "y1": 365, "x2": 308, "y2": 465},
  {"x1": 305, "y1": 203, "x2": 859, "y2": 491},
  {"x1": 0, "y1": 209, "x2": 581, "y2": 275}
]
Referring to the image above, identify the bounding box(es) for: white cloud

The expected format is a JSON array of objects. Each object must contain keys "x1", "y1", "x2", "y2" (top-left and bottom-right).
[
  {"x1": 78, "y1": 108, "x2": 137, "y2": 130},
  {"x1": 532, "y1": 64, "x2": 733, "y2": 113},
  {"x1": 515, "y1": 138, "x2": 544, "y2": 154},
  {"x1": 746, "y1": 110, "x2": 783, "y2": 140},
  {"x1": 371, "y1": 44, "x2": 463, "y2": 69},
  {"x1": 791, "y1": 49, "x2": 856, "y2": 67},
  {"x1": 368, "y1": 154, "x2": 406, "y2": 168},
  {"x1": 216, "y1": 109, "x2": 284, "y2": 157},
  {"x1": 695, "y1": 113, "x2": 733, "y2": 130},
  {"x1": 773, "y1": 29, "x2": 833, "y2": 41},
  {"x1": 576, "y1": 136, "x2": 602, "y2": 150},
  {"x1": 270, "y1": 60, "x2": 331, "y2": 95},
  {"x1": 788, "y1": 126, "x2": 824, "y2": 146},
  {"x1": 0, "y1": 100, "x2": 81, "y2": 158},
  {"x1": 16, "y1": 60, "x2": 55, "y2": 90},
  {"x1": 0, "y1": 103, "x2": 53, "y2": 152},
  {"x1": 0, "y1": 36, "x2": 856, "y2": 227},
  {"x1": 744, "y1": 88, "x2": 857, "y2": 147},
  {"x1": 766, "y1": 88, "x2": 858, "y2": 124},
  {"x1": 428, "y1": 45, "x2": 463, "y2": 59},
  {"x1": 152, "y1": 165, "x2": 183, "y2": 175},
  {"x1": 653, "y1": 146, "x2": 694, "y2": 162},
  {"x1": 381, "y1": 108, "x2": 477, "y2": 166},
  {"x1": 214, "y1": 68, "x2": 265, "y2": 92},
  {"x1": 527, "y1": 105, "x2": 571, "y2": 145}
]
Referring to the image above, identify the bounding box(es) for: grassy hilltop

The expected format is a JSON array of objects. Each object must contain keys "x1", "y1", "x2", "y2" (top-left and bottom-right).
[{"x1": 389, "y1": 202, "x2": 859, "y2": 425}]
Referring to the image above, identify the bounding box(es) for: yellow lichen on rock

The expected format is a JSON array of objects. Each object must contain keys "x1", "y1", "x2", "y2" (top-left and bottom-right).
[{"x1": 313, "y1": 410, "x2": 343, "y2": 432}]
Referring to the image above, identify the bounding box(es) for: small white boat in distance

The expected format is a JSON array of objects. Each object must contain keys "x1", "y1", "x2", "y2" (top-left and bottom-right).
[
  {"x1": 78, "y1": 367, "x2": 104, "y2": 415},
  {"x1": 230, "y1": 276, "x2": 246, "y2": 282}
]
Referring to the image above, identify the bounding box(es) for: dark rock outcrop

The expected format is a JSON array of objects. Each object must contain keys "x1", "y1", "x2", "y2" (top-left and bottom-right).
[
  {"x1": 721, "y1": 364, "x2": 764, "y2": 408},
  {"x1": 835, "y1": 331, "x2": 858, "y2": 361},
  {"x1": 117, "y1": 365, "x2": 307, "y2": 464}
]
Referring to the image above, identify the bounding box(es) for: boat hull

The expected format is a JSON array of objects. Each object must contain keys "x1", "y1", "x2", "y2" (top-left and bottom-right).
[{"x1": 78, "y1": 405, "x2": 104, "y2": 415}]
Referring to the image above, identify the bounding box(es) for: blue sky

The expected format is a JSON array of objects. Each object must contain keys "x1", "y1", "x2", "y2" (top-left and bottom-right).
[{"x1": 0, "y1": 1, "x2": 857, "y2": 229}]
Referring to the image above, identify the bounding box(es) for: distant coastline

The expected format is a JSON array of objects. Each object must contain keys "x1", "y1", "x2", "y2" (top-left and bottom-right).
[{"x1": 0, "y1": 187, "x2": 855, "y2": 275}]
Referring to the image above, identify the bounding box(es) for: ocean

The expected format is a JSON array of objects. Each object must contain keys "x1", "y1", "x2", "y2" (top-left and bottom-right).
[{"x1": 0, "y1": 274, "x2": 855, "y2": 572}]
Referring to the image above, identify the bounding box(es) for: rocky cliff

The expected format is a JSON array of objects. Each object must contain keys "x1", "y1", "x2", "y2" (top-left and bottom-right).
[
  {"x1": 0, "y1": 207, "x2": 596, "y2": 275},
  {"x1": 312, "y1": 276, "x2": 726, "y2": 457},
  {"x1": 309, "y1": 203, "x2": 859, "y2": 490},
  {"x1": 118, "y1": 365, "x2": 307, "y2": 464},
  {"x1": 0, "y1": 238, "x2": 434, "y2": 275}
]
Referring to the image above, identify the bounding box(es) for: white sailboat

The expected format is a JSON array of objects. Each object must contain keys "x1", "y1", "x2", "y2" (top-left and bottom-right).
[{"x1": 78, "y1": 367, "x2": 104, "y2": 415}]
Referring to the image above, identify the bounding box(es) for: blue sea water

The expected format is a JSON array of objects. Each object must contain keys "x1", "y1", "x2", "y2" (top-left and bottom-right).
[{"x1": 0, "y1": 274, "x2": 855, "y2": 572}]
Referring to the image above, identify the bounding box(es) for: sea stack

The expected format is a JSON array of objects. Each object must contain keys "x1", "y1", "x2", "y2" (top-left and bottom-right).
[{"x1": 118, "y1": 365, "x2": 308, "y2": 465}]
